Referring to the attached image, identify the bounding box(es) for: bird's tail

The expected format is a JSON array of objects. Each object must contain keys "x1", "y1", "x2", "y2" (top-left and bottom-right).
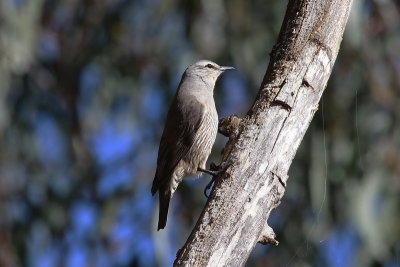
[
  {"x1": 151, "y1": 171, "x2": 159, "y2": 195},
  {"x1": 157, "y1": 191, "x2": 171, "y2": 230}
]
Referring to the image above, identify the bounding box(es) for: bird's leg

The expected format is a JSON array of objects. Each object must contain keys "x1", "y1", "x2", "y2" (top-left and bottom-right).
[
  {"x1": 198, "y1": 162, "x2": 228, "y2": 198},
  {"x1": 198, "y1": 162, "x2": 224, "y2": 174},
  {"x1": 198, "y1": 167, "x2": 218, "y2": 198},
  {"x1": 203, "y1": 177, "x2": 216, "y2": 198},
  {"x1": 197, "y1": 167, "x2": 220, "y2": 177}
]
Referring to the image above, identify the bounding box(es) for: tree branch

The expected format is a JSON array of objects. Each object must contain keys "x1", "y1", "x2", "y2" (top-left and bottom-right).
[{"x1": 174, "y1": 0, "x2": 353, "y2": 266}]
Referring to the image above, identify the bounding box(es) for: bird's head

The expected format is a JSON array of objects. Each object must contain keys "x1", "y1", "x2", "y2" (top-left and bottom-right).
[{"x1": 184, "y1": 60, "x2": 235, "y2": 86}]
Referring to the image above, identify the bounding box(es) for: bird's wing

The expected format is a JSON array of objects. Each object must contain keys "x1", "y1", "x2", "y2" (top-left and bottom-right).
[{"x1": 151, "y1": 97, "x2": 205, "y2": 194}]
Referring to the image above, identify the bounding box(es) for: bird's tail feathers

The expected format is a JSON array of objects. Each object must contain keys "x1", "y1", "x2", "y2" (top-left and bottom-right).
[
  {"x1": 157, "y1": 191, "x2": 171, "y2": 230},
  {"x1": 151, "y1": 181, "x2": 158, "y2": 196},
  {"x1": 151, "y1": 171, "x2": 159, "y2": 195}
]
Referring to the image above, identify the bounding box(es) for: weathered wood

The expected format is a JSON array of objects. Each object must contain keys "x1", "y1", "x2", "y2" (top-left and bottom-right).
[{"x1": 174, "y1": 0, "x2": 353, "y2": 266}]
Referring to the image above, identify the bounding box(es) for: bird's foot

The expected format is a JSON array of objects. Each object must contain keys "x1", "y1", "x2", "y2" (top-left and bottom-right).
[
  {"x1": 198, "y1": 162, "x2": 228, "y2": 198},
  {"x1": 197, "y1": 167, "x2": 220, "y2": 177},
  {"x1": 198, "y1": 162, "x2": 225, "y2": 178},
  {"x1": 203, "y1": 176, "x2": 216, "y2": 198},
  {"x1": 199, "y1": 167, "x2": 220, "y2": 197}
]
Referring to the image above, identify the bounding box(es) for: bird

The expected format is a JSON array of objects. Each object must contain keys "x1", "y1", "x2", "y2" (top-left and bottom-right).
[{"x1": 151, "y1": 60, "x2": 234, "y2": 230}]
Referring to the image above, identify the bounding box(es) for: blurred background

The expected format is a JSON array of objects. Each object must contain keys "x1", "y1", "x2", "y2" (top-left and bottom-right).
[{"x1": 0, "y1": 0, "x2": 399, "y2": 266}]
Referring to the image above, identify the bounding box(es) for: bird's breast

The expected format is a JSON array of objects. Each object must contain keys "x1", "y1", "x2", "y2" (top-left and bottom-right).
[{"x1": 185, "y1": 105, "x2": 218, "y2": 169}]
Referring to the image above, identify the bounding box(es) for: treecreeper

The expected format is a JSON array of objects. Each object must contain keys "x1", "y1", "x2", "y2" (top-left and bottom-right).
[{"x1": 151, "y1": 60, "x2": 235, "y2": 230}]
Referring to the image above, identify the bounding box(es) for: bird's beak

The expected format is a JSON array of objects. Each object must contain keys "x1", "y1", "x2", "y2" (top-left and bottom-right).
[{"x1": 219, "y1": 66, "x2": 235, "y2": 72}]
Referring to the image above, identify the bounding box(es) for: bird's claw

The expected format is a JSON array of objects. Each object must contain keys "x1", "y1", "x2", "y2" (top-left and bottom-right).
[
  {"x1": 204, "y1": 176, "x2": 216, "y2": 198},
  {"x1": 197, "y1": 167, "x2": 221, "y2": 177},
  {"x1": 198, "y1": 167, "x2": 221, "y2": 197},
  {"x1": 198, "y1": 162, "x2": 229, "y2": 198},
  {"x1": 210, "y1": 162, "x2": 219, "y2": 171}
]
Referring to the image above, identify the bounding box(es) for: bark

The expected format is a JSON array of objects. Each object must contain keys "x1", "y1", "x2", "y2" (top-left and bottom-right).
[{"x1": 174, "y1": 0, "x2": 353, "y2": 266}]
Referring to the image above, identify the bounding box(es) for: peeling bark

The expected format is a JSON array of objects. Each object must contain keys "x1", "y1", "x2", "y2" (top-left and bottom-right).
[{"x1": 174, "y1": 0, "x2": 353, "y2": 266}]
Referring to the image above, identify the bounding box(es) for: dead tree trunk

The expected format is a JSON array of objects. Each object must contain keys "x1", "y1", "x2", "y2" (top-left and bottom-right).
[{"x1": 174, "y1": 0, "x2": 353, "y2": 266}]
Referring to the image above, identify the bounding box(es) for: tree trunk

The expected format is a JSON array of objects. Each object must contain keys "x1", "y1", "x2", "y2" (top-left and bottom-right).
[{"x1": 174, "y1": 0, "x2": 353, "y2": 266}]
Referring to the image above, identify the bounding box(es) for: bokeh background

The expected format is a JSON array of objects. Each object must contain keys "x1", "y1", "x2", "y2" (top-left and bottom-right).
[{"x1": 0, "y1": 0, "x2": 399, "y2": 266}]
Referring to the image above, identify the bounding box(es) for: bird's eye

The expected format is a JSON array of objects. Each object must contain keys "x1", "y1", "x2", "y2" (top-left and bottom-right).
[{"x1": 205, "y1": 64, "x2": 214, "y2": 68}]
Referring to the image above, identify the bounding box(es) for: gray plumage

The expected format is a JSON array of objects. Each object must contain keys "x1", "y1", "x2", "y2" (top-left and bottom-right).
[{"x1": 151, "y1": 60, "x2": 234, "y2": 230}]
